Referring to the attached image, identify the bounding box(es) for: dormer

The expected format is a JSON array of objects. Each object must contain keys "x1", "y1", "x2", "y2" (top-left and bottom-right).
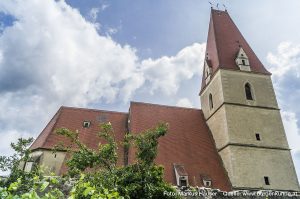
[
  {"x1": 204, "y1": 60, "x2": 213, "y2": 84},
  {"x1": 235, "y1": 48, "x2": 251, "y2": 71},
  {"x1": 173, "y1": 164, "x2": 189, "y2": 187}
]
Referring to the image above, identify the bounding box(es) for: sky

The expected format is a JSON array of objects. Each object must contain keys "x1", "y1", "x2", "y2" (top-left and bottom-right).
[{"x1": 0, "y1": 0, "x2": 300, "y2": 182}]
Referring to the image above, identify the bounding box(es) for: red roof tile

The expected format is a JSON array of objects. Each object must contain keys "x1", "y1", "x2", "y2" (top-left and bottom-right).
[
  {"x1": 30, "y1": 106, "x2": 128, "y2": 167},
  {"x1": 128, "y1": 102, "x2": 231, "y2": 191},
  {"x1": 201, "y1": 9, "x2": 271, "y2": 91}
]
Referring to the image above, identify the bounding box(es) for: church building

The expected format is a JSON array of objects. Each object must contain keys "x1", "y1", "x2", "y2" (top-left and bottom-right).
[{"x1": 28, "y1": 9, "x2": 300, "y2": 191}]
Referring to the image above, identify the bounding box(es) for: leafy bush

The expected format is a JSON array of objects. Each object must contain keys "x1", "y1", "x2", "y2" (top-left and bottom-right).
[{"x1": 0, "y1": 122, "x2": 180, "y2": 199}]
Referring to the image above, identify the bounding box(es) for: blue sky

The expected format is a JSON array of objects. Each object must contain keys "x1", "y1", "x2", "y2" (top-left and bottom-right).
[{"x1": 0, "y1": 0, "x2": 300, "y2": 182}]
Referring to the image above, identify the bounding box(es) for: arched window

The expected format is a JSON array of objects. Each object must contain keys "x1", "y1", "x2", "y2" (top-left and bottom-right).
[
  {"x1": 245, "y1": 83, "x2": 253, "y2": 100},
  {"x1": 209, "y1": 93, "x2": 213, "y2": 109}
]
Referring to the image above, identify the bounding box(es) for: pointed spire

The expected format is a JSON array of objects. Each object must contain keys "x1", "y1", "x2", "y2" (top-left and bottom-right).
[{"x1": 201, "y1": 9, "x2": 271, "y2": 91}]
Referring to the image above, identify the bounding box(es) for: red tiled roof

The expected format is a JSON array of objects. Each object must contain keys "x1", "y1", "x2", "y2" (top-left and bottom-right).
[
  {"x1": 201, "y1": 9, "x2": 271, "y2": 91},
  {"x1": 30, "y1": 106, "x2": 128, "y2": 167},
  {"x1": 31, "y1": 102, "x2": 231, "y2": 190},
  {"x1": 128, "y1": 102, "x2": 231, "y2": 191}
]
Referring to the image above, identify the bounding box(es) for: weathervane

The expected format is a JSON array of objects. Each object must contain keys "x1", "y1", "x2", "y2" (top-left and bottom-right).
[{"x1": 208, "y1": 1, "x2": 227, "y2": 11}]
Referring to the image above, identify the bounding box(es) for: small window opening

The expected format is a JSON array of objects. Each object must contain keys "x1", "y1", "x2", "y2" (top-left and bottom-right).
[
  {"x1": 209, "y1": 94, "x2": 213, "y2": 110},
  {"x1": 255, "y1": 133, "x2": 261, "y2": 141},
  {"x1": 54, "y1": 154, "x2": 57, "y2": 158},
  {"x1": 83, "y1": 121, "x2": 91, "y2": 128},
  {"x1": 241, "y1": 54, "x2": 244, "y2": 57},
  {"x1": 264, "y1": 176, "x2": 270, "y2": 185},
  {"x1": 242, "y1": 59, "x2": 246, "y2": 65},
  {"x1": 204, "y1": 180, "x2": 212, "y2": 187},
  {"x1": 245, "y1": 83, "x2": 253, "y2": 100},
  {"x1": 180, "y1": 178, "x2": 187, "y2": 187}
]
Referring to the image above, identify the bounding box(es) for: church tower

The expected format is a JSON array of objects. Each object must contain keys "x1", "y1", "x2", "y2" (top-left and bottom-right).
[{"x1": 200, "y1": 9, "x2": 300, "y2": 191}]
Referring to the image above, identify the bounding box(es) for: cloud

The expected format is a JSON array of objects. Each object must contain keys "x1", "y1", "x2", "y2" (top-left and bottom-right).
[
  {"x1": 267, "y1": 42, "x2": 300, "y2": 78},
  {"x1": 267, "y1": 41, "x2": 300, "y2": 180},
  {"x1": 0, "y1": 0, "x2": 205, "y2": 159},
  {"x1": 88, "y1": 7, "x2": 100, "y2": 22},
  {"x1": 267, "y1": 42, "x2": 300, "y2": 127},
  {"x1": 101, "y1": 4, "x2": 109, "y2": 11},
  {"x1": 176, "y1": 98, "x2": 194, "y2": 108},
  {"x1": 0, "y1": 0, "x2": 141, "y2": 139},
  {"x1": 281, "y1": 111, "x2": 300, "y2": 151},
  {"x1": 141, "y1": 43, "x2": 205, "y2": 95},
  {"x1": 281, "y1": 111, "x2": 300, "y2": 180},
  {"x1": 294, "y1": 151, "x2": 300, "y2": 181},
  {"x1": 107, "y1": 27, "x2": 118, "y2": 35}
]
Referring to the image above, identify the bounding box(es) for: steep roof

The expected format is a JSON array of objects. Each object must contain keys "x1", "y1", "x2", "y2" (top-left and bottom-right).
[
  {"x1": 128, "y1": 101, "x2": 231, "y2": 190},
  {"x1": 30, "y1": 106, "x2": 128, "y2": 166},
  {"x1": 201, "y1": 9, "x2": 271, "y2": 91},
  {"x1": 30, "y1": 102, "x2": 231, "y2": 190}
]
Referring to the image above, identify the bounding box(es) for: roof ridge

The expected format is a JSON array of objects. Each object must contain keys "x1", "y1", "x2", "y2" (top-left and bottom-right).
[
  {"x1": 130, "y1": 101, "x2": 202, "y2": 111},
  {"x1": 61, "y1": 106, "x2": 128, "y2": 115}
]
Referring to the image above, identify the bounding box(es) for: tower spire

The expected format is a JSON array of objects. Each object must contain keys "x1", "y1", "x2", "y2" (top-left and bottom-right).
[{"x1": 200, "y1": 9, "x2": 271, "y2": 92}]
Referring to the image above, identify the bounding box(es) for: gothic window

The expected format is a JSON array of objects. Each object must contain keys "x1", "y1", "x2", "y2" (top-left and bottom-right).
[
  {"x1": 245, "y1": 83, "x2": 253, "y2": 100},
  {"x1": 209, "y1": 94, "x2": 213, "y2": 110}
]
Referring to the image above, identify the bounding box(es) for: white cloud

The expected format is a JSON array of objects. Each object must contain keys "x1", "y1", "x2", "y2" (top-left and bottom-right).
[
  {"x1": 101, "y1": 4, "x2": 109, "y2": 11},
  {"x1": 267, "y1": 42, "x2": 300, "y2": 78},
  {"x1": 267, "y1": 41, "x2": 300, "y2": 180},
  {"x1": 282, "y1": 111, "x2": 300, "y2": 152},
  {"x1": 281, "y1": 111, "x2": 300, "y2": 180},
  {"x1": 267, "y1": 42, "x2": 300, "y2": 119},
  {"x1": 176, "y1": 98, "x2": 194, "y2": 108},
  {"x1": 88, "y1": 7, "x2": 99, "y2": 22},
  {"x1": 0, "y1": 0, "x2": 142, "y2": 141},
  {"x1": 107, "y1": 27, "x2": 118, "y2": 35},
  {"x1": 141, "y1": 43, "x2": 205, "y2": 95},
  {"x1": 0, "y1": 0, "x2": 205, "y2": 159}
]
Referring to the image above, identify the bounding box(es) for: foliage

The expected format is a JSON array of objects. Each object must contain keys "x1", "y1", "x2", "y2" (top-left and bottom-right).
[
  {"x1": 117, "y1": 123, "x2": 178, "y2": 199},
  {"x1": 0, "y1": 137, "x2": 34, "y2": 172},
  {"x1": 0, "y1": 122, "x2": 179, "y2": 198},
  {"x1": 56, "y1": 122, "x2": 178, "y2": 199},
  {"x1": 0, "y1": 137, "x2": 38, "y2": 194},
  {"x1": 0, "y1": 174, "x2": 64, "y2": 199},
  {"x1": 56, "y1": 122, "x2": 118, "y2": 180},
  {"x1": 68, "y1": 174, "x2": 123, "y2": 199}
]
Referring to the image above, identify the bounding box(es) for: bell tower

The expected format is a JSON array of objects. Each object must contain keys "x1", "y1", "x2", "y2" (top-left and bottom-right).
[{"x1": 200, "y1": 9, "x2": 299, "y2": 191}]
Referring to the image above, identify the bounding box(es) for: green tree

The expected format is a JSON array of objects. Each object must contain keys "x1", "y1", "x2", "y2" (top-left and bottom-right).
[
  {"x1": 56, "y1": 122, "x2": 178, "y2": 199},
  {"x1": 117, "y1": 123, "x2": 178, "y2": 199},
  {"x1": 0, "y1": 137, "x2": 39, "y2": 194},
  {"x1": 0, "y1": 123, "x2": 179, "y2": 198}
]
